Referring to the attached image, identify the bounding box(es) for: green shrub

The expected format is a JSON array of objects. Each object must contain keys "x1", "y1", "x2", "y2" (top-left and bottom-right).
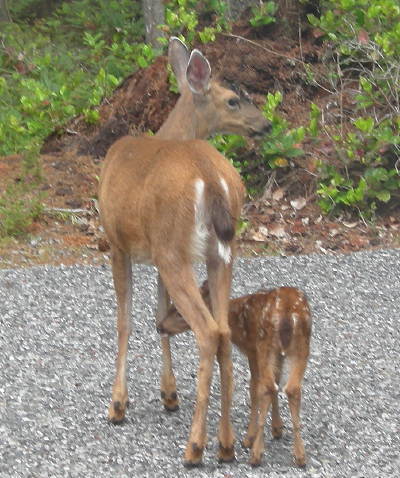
[
  {"x1": 309, "y1": 0, "x2": 400, "y2": 216},
  {"x1": 0, "y1": 178, "x2": 44, "y2": 238},
  {"x1": 212, "y1": 92, "x2": 317, "y2": 195},
  {"x1": 249, "y1": 1, "x2": 278, "y2": 28},
  {"x1": 161, "y1": 0, "x2": 229, "y2": 46}
]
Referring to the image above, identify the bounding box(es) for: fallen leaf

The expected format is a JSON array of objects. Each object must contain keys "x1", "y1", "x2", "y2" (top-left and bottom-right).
[
  {"x1": 343, "y1": 221, "x2": 358, "y2": 228},
  {"x1": 269, "y1": 223, "x2": 286, "y2": 238},
  {"x1": 290, "y1": 197, "x2": 307, "y2": 210},
  {"x1": 249, "y1": 226, "x2": 268, "y2": 242},
  {"x1": 291, "y1": 221, "x2": 306, "y2": 235},
  {"x1": 358, "y1": 29, "x2": 369, "y2": 45},
  {"x1": 275, "y1": 157, "x2": 289, "y2": 167},
  {"x1": 272, "y1": 188, "x2": 284, "y2": 201},
  {"x1": 312, "y1": 28, "x2": 325, "y2": 39}
]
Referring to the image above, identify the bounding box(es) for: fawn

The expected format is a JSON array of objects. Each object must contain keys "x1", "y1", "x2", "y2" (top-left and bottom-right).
[{"x1": 158, "y1": 281, "x2": 312, "y2": 467}]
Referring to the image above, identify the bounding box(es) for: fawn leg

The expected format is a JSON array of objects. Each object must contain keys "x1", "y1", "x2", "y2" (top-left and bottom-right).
[
  {"x1": 108, "y1": 246, "x2": 132, "y2": 423},
  {"x1": 242, "y1": 353, "x2": 258, "y2": 448},
  {"x1": 158, "y1": 261, "x2": 219, "y2": 467},
  {"x1": 249, "y1": 371, "x2": 276, "y2": 466},
  {"x1": 156, "y1": 274, "x2": 179, "y2": 411},
  {"x1": 207, "y1": 258, "x2": 235, "y2": 462},
  {"x1": 271, "y1": 354, "x2": 284, "y2": 439},
  {"x1": 284, "y1": 359, "x2": 308, "y2": 467}
]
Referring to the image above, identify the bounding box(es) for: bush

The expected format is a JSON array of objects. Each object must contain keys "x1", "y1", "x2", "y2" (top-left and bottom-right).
[{"x1": 309, "y1": 0, "x2": 400, "y2": 216}]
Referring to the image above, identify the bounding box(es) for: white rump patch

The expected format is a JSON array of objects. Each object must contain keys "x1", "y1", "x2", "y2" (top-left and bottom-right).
[
  {"x1": 217, "y1": 240, "x2": 231, "y2": 264},
  {"x1": 192, "y1": 179, "x2": 209, "y2": 261},
  {"x1": 220, "y1": 177, "x2": 229, "y2": 196},
  {"x1": 292, "y1": 313, "x2": 299, "y2": 328}
]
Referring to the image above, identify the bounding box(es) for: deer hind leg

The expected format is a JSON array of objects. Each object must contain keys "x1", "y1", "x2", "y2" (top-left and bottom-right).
[
  {"x1": 284, "y1": 358, "x2": 308, "y2": 467},
  {"x1": 242, "y1": 353, "x2": 258, "y2": 449},
  {"x1": 271, "y1": 354, "x2": 284, "y2": 439},
  {"x1": 249, "y1": 349, "x2": 276, "y2": 467},
  {"x1": 158, "y1": 262, "x2": 220, "y2": 467},
  {"x1": 206, "y1": 258, "x2": 235, "y2": 463},
  {"x1": 156, "y1": 274, "x2": 179, "y2": 411},
  {"x1": 108, "y1": 246, "x2": 132, "y2": 424}
]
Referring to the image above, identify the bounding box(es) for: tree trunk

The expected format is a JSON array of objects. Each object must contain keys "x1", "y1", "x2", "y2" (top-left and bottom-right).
[
  {"x1": 142, "y1": 0, "x2": 165, "y2": 48},
  {"x1": 0, "y1": 0, "x2": 11, "y2": 22}
]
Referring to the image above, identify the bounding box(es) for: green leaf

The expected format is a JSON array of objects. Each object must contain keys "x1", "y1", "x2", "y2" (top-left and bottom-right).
[{"x1": 376, "y1": 190, "x2": 391, "y2": 202}]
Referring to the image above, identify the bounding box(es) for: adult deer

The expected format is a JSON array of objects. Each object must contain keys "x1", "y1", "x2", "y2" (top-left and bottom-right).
[{"x1": 98, "y1": 37, "x2": 270, "y2": 466}]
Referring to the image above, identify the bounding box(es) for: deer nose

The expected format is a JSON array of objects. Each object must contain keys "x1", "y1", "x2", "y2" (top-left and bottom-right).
[{"x1": 250, "y1": 120, "x2": 272, "y2": 139}]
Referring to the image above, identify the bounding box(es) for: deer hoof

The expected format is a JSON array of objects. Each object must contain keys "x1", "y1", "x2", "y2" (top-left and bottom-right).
[
  {"x1": 161, "y1": 391, "x2": 179, "y2": 412},
  {"x1": 183, "y1": 442, "x2": 204, "y2": 467},
  {"x1": 249, "y1": 451, "x2": 262, "y2": 467},
  {"x1": 271, "y1": 425, "x2": 283, "y2": 439},
  {"x1": 295, "y1": 454, "x2": 307, "y2": 468},
  {"x1": 108, "y1": 399, "x2": 129, "y2": 424},
  {"x1": 218, "y1": 443, "x2": 235, "y2": 463}
]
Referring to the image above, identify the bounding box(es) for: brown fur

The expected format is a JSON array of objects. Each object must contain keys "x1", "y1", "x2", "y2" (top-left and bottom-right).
[
  {"x1": 160, "y1": 281, "x2": 312, "y2": 467},
  {"x1": 98, "y1": 38, "x2": 270, "y2": 466}
]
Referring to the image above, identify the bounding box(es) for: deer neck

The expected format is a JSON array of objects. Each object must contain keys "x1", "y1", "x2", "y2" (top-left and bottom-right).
[{"x1": 155, "y1": 92, "x2": 211, "y2": 140}]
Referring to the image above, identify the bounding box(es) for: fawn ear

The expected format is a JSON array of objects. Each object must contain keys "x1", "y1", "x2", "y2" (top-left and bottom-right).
[
  {"x1": 186, "y1": 49, "x2": 211, "y2": 94},
  {"x1": 168, "y1": 36, "x2": 190, "y2": 92}
]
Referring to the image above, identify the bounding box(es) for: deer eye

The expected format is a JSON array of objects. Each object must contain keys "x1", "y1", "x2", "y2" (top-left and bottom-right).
[{"x1": 227, "y1": 97, "x2": 240, "y2": 108}]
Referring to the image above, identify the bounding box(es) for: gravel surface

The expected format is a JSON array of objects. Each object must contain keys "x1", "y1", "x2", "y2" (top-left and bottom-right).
[{"x1": 0, "y1": 249, "x2": 399, "y2": 477}]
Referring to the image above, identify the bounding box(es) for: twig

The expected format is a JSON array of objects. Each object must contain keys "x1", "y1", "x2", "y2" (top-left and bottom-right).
[
  {"x1": 261, "y1": 171, "x2": 277, "y2": 201},
  {"x1": 44, "y1": 207, "x2": 92, "y2": 215}
]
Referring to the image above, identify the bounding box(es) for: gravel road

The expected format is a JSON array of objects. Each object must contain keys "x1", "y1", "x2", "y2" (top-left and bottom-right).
[{"x1": 1, "y1": 249, "x2": 399, "y2": 478}]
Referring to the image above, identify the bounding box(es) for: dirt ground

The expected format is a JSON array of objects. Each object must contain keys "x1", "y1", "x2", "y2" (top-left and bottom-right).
[{"x1": 1, "y1": 21, "x2": 399, "y2": 269}]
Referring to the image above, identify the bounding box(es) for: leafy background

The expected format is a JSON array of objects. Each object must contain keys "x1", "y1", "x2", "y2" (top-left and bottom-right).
[{"x1": 0, "y1": 0, "x2": 399, "y2": 262}]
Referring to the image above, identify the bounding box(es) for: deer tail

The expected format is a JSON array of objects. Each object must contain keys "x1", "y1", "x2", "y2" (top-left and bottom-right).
[
  {"x1": 279, "y1": 315, "x2": 293, "y2": 351},
  {"x1": 208, "y1": 185, "x2": 235, "y2": 243}
]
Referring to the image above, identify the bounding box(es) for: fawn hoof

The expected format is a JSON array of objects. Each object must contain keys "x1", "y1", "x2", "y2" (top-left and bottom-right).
[
  {"x1": 249, "y1": 445, "x2": 263, "y2": 467},
  {"x1": 295, "y1": 454, "x2": 307, "y2": 468},
  {"x1": 218, "y1": 443, "x2": 235, "y2": 463},
  {"x1": 108, "y1": 399, "x2": 129, "y2": 424},
  {"x1": 183, "y1": 442, "x2": 204, "y2": 467},
  {"x1": 161, "y1": 391, "x2": 179, "y2": 411},
  {"x1": 249, "y1": 454, "x2": 262, "y2": 467},
  {"x1": 272, "y1": 425, "x2": 283, "y2": 439},
  {"x1": 242, "y1": 435, "x2": 255, "y2": 449}
]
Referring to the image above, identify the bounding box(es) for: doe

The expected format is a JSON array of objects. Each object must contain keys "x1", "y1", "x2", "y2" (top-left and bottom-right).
[
  {"x1": 159, "y1": 281, "x2": 312, "y2": 467},
  {"x1": 98, "y1": 37, "x2": 270, "y2": 466}
]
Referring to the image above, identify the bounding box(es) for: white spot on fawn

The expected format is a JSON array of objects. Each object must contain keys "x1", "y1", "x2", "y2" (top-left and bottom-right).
[{"x1": 192, "y1": 179, "x2": 209, "y2": 261}]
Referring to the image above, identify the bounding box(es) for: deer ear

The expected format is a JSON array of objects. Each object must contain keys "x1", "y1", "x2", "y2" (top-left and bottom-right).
[
  {"x1": 168, "y1": 36, "x2": 190, "y2": 92},
  {"x1": 186, "y1": 50, "x2": 211, "y2": 94}
]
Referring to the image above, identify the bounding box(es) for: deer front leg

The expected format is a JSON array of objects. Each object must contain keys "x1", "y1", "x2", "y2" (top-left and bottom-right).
[
  {"x1": 207, "y1": 259, "x2": 235, "y2": 463},
  {"x1": 156, "y1": 275, "x2": 179, "y2": 411},
  {"x1": 108, "y1": 246, "x2": 132, "y2": 423},
  {"x1": 242, "y1": 353, "x2": 259, "y2": 448},
  {"x1": 284, "y1": 360, "x2": 308, "y2": 467}
]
